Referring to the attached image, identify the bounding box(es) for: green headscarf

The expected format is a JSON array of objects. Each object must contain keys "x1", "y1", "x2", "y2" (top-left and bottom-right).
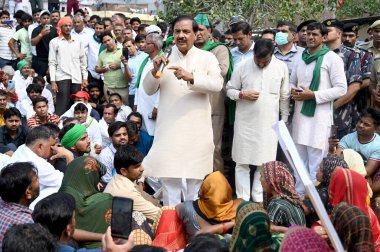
[
  {"x1": 17, "y1": 60, "x2": 30, "y2": 71},
  {"x1": 300, "y1": 45, "x2": 330, "y2": 117},
  {"x1": 59, "y1": 156, "x2": 112, "y2": 249},
  {"x1": 230, "y1": 202, "x2": 282, "y2": 252},
  {"x1": 165, "y1": 36, "x2": 174, "y2": 47},
  {"x1": 194, "y1": 13, "x2": 210, "y2": 27},
  {"x1": 61, "y1": 124, "x2": 87, "y2": 149}
]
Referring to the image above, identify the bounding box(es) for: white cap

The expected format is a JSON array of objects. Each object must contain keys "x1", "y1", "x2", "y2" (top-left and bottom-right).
[
  {"x1": 145, "y1": 25, "x2": 162, "y2": 36},
  {"x1": 39, "y1": 10, "x2": 50, "y2": 18}
]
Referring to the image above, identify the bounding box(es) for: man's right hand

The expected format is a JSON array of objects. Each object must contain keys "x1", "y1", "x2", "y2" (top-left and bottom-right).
[
  {"x1": 241, "y1": 90, "x2": 260, "y2": 101},
  {"x1": 17, "y1": 53, "x2": 26, "y2": 60},
  {"x1": 40, "y1": 27, "x2": 50, "y2": 36},
  {"x1": 51, "y1": 81, "x2": 58, "y2": 93}
]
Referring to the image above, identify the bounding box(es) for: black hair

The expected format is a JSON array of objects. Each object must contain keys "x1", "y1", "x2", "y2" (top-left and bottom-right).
[
  {"x1": 73, "y1": 103, "x2": 88, "y2": 112},
  {"x1": 123, "y1": 37, "x2": 135, "y2": 45},
  {"x1": 138, "y1": 24, "x2": 148, "y2": 32},
  {"x1": 62, "y1": 117, "x2": 79, "y2": 127},
  {"x1": 261, "y1": 29, "x2": 276, "y2": 37},
  {"x1": 74, "y1": 9, "x2": 84, "y2": 16},
  {"x1": 32, "y1": 96, "x2": 48, "y2": 107},
  {"x1": 1, "y1": 10, "x2": 11, "y2": 18},
  {"x1": 25, "y1": 125, "x2": 54, "y2": 146},
  {"x1": 126, "y1": 120, "x2": 138, "y2": 138},
  {"x1": 127, "y1": 111, "x2": 143, "y2": 122},
  {"x1": 130, "y1": 17, "x2": 141, "y2": 24},
  {"x1": 277, "y1": 20, "x2": 297, "y2": 32},
  {"x1": 90, "y1": 15, "x2": 101, "y2": 22},
  {"x1": 88, "y1": 84, "x2": 101, "y2": 91},
  {"x1": 59, "y1": 123, "x2": 75, "y2": 141},
  {"x1": 100, "y1": 30, "x2": 113, "y2": 42},
  {"x1": 224, "y1": 29, "x2": 231, "y2": 35},
  {"x1": 33, "y1": 75, "x2": 46, "y2": 85},
  {"x1": 32, "y1": 8, "x2": 41, "y2": 15},
  {"x1": 114, "y1": 13, "x2": 126, "y2": 20},
  {"x1": 254, "y1": 38, "x2": 275, "y2": 58},
  {"x1": 13, "y1": 10, "x2": 25, "y2": 19},
  {"x1": 109, "y1": 92, "x2": 123, "y2": 101},
  {"x1": 157, "y1": 22, "x2": 168, "y2": 34},
  {"x1": 363, "y1": 108, "x2": 380, "y2": 126},
  {"x1": 230, "y1": 21, "x2": 251, "y2": 35},
  {"x1": 3, "y1": 107, "x2": 21, "y2": 120},
  {"x1": 135, "y1": 34, "x2": 146, "y2": 43},
  {"x1": 104, "y1": 103, "x2": 118, "y2": 114},
  {"x1": 21, "y1": 13, "x2": 33, "y2": 22},
  {"x1": 32, "y1": 192, "x2": 76, "y2": 240},
  {"x1": 0, "y1": 89, "x2": 8, "y2": 97},
  {"x1": 41, "y1": 123, "x2": 60, "y2": 136},
  {"x1": 26, "y1": 83, "x2": 43, "y2": 94},
  {"x1": 130, "y1": 245, "x2": 166, "y2": 252},
  {"x1": 184, "y1": 233, "x2": 228, "y2": 252},
  {"x1": 2, "y1": 223, "x2": 58, "y2": 252},
  {"x1": 108, "y1": 121, "x2": 128, "y2": 137},
  {"x1": 102, "y1": 17, "x2": 112, "y2": 23},
  {"x1": 0, "y1": 162, "x2": 37, "y2": 203},
  {"x1": 114, "y1": 144, "x2": 144, "y2": 174},
  {"x1": 95, "y1": 20, "x2": 105, "y2": 28},
  {"x1": 307, "y1": 22, "x2": 328, "y2": 36},
  {"x1": 51, "y1": 10, "x2": 60, "y2": 15},
  {"x1": 171, "y1": 15, "x2": 198, "y2": 33}
]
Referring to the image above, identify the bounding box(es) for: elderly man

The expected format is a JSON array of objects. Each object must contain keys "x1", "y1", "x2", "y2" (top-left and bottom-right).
[
  {"x1": 71, "y1": 14, "x2": 94, "y2": 54},
  {"x1": 227, "y1": 39, "x2": 290, "y2": 202},
  {"x1": 142, "y1": 15, "x2": 223, "y2": 206},
  {"x1": 49, "y1": 16, "x2": 88, "y2": 116}
]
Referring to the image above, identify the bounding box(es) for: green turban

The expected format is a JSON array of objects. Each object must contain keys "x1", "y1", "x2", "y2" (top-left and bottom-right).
[
  {"x1": 17, "y1": 60, "x2": 30, "y2": 71},
  {"x1": 61, "y1": 124, "x2": 87, "y2": 149},
  {"x1": 194, "y1": 14, "x2": 210, "y2": 27},
  {"x1": 165, "y1": 36, "x2": 174, "y2": 47}
]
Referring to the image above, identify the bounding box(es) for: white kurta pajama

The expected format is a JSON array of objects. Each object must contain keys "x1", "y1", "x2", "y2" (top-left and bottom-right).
[
  {"x1": 142, "y1": 45, "x2": 223, "y2": 206},
  {"x1": 290, "y1": 51, "x2": 347, "y2": 194},
  {"x1": 227, "y1": 57, "x2": 290, "y2": 202}
]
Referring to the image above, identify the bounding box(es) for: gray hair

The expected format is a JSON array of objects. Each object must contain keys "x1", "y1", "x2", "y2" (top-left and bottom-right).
[
  {"x1": 73, "y1": 14, "x2": 84, "y2": 22},
  {"x1": 146, "y1": 33, "x2": 163, "y2": 50},
  {"x1": 2, "y1": 66, "x2": 14, "y2": 76}
]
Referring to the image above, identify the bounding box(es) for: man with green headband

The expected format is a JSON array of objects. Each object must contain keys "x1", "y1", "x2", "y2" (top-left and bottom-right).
[
  {"x1": 59, "y1": 123, "x2": 91, "y2": 157},
  {"x1": 290, "y1": 22, "x2": 347, "y2": 194},
  {"x1": 13, "y1": 60, "x2": 35, "y2": 97},
  {"x1": 194, "y1": 13, "x2": 233, "y2": 173}
]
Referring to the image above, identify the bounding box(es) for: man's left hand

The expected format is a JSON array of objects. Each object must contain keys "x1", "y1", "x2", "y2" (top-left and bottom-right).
[
  {"x1": 291, "y1": 85, "x2": 315, "y2": 101},
  {"x1": 82, "y1": 79, "x2": 88, "y2": 90},
  {"x1": 168, "y1": 66, "x2": 193, "y2": 83}
]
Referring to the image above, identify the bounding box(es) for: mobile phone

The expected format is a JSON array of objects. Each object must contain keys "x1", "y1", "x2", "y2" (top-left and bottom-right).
[
  {"x1": 111, "y1": 197, "x2": 133, "y2": 239},
  {"x1": 3, "y1": 20, "x2": 13, "y2": 25},
  {"x1": 330, "y1": 125, "x2": 338, "y2": 138},
  {"x1": 45, "y1": 24, "x2": 50, "y2": 29},
  {"x1": 8, "y1": 80, "x2": 15, "y2": 91},
  {"x1": 122, "y1": 48, "x2": 129, "y2": 59}
]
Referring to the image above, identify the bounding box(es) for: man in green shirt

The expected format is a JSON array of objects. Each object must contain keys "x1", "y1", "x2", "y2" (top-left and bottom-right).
[
  {"x1": 8, "y1": 13, "x2": 33, "y2": 61},
  {"x1": 95, "y1": 30, "x2": 128, "y2": 105}
]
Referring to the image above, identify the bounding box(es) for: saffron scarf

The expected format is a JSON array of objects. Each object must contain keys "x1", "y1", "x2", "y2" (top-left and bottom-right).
[{"x1": 300, "y1": 45, "x2": 330, "y2": 117}]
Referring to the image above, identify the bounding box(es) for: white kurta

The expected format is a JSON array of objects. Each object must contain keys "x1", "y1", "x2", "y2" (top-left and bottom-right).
[
  {"x1": 227, "y1": 57, "x2": 290, "y2": 165},
  {"x1": 141, "y1": 45, "x2": 223, "y2": 180},
  {"x1": 290, "y1": 51, "x2": 347, "y2": 150}
]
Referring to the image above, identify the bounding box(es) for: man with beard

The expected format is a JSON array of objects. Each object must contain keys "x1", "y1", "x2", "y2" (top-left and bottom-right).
[
  {"x1": 88, "y1": 85, "x2": 106, "y2": 117},
  {"x1": 99, "y1": 104, "x2": 118, "y2": 148},
  {"x1": 113, "y1": 23, "x2": 125, "y2": 46},
  {"x1": 59, "y1": 123, "x2": 91, "y2": 158},
  {"x1": 88, "y1": 21, "x2": 105, "y2": 89},
  {"x1": 0, "y1": 162, "x2": 39, "y2": 248},
  {"x1": 194, "y1": 13, "x2": 233, "y2": 173},
  {"x1": 98, "y1": 121, "x2": 129, "y2": 184},
  {"x1": 0, "y1": 108, "x2": 28, "y2": 150}
]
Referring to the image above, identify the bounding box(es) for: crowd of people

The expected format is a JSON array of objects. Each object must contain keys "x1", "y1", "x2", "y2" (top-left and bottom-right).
[{"x1": 0, "y1": 3, "x2": 380, "y2": 251}]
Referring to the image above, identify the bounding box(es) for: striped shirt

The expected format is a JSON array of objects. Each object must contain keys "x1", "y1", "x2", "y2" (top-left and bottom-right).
[
  {"x1": 0, "y1": 27, "x2": 16, "y2": 60},
  {"x1": 268, "y1": 198, "x2": 306, "y2": 227},
  {"x1": 27, "y1": 113, "x2": 61, "y2": 128}
]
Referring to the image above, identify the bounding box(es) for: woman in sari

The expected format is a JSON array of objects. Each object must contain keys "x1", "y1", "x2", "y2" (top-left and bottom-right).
[
  {"x1": 176, "y1": 171, "x2": 243, "y2": 239},
  {"x1": 329, "y1": 169, "x2": 380, "y2": 251},
  {"x1": 261, "y1": 161, "x2": 305, "y2": 233},
  {"x1": 230, "y1": 201, "x2": 282, "y2": 252},
  {"x1": 302, "y1": 157, "x2": 348, "y2": 227},
  {"x1": 279, "y1": 226, "x2": 331, "y2": 252},
  {"x1": 59, "y1": 156, "x2": 153, "y2": 249},
  {"x1": 331, "y1": 202, "x2": 375, "y2": 252}
]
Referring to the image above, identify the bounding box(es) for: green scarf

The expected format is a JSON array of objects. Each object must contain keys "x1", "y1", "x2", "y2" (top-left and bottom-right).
[
  {"x1": 202, "y1": 39, "x2": 236, "y2": 124},
  {"x1": 135, "y1": 50, "x2": 163, "y2": 88},
  {"x1": 59, "y1": 156, "x2": 112, "y2": 249},
  {"x1": 300, "y1": 45, "x2": 330, "y2": 117}
]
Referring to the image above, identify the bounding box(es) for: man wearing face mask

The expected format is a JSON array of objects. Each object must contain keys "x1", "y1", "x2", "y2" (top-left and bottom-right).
[
  {"x1": 226, "y1": 39, "x2": 290, "y2": 202},
  {"x1": 274, "y1": 21, "x2": 304, "y2": 77}
]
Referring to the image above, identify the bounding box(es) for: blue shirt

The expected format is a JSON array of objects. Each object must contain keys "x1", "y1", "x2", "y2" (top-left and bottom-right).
[
  {"x1": 273, "y1": 44, "x2": 304, "y2": 76},
  {"x1": 231, "y1": 43, "x2": 254, "y2": 66},
  {"x1": 98, "y1": 143, "x2": 117, "y2": 183},
  {"x1": 339, "y1": 131, "x2": 380, "y2": 163},
  {"x1": 136, "y1": 129, "x2": 153, "y2": 156},
  {"x1": 121, "y1": 51, "x2": 148, "y2": 95},
  {"x1": 59, "y1": 244, "x2": 101, "y2": 252}
]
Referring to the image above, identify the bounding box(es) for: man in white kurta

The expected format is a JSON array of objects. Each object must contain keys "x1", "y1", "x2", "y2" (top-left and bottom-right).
[
  {"x1": 227, "y1": 39, "x2": 290, "y2": 202},
  {"x1": 141, "y1": 16, "x2": 223, "y2": 206},
  {"x1": 290, "y1": 22, "x2": 347, "y2": 194}
]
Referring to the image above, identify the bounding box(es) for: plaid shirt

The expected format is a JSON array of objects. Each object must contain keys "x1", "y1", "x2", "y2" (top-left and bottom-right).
[
  {"x1": 27, "y1": 113, "x2": 61, "y2": 128},
  {"x1": 0, "y1": 201, "x2": 33, "y2": 247}
]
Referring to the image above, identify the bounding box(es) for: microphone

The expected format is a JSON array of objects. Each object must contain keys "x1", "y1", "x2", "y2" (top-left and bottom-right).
[{"x1": 155, "y1": 47, "x2": 172, "y2": 78}]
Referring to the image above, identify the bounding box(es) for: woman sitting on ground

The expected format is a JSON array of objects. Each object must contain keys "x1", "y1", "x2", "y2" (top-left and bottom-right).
[{"x1": 260, "y1": 161, "x2": 305, "y2": 233}]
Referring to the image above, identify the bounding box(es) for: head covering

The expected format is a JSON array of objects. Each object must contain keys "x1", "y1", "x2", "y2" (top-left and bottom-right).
[
  {"x1": 322, "y1": 19, "x2": 344, "y2": 31},
  {"x1": 83, "y1": 7, "x2": 92, "y2": 17},
  {"x1": 331, "y1": 203, "x2": 375, "y2": 251},
  {"x1": 319, "y1": 156, "x2": 349, "y2": 187},
  {"x1": 39, "y1": 9, "x2": 50, "y2": 18},
  {"x1": 230, "y1": 202, "x2": 282, "y2": 252},
  {"x1": 57, "y1": 16, "x2": 72, "y2": 38},
  {"x1": 279, "y1": 227, "x2": 331, "y2": 252},
  {"x1": 61, "y1": 123, "x2": 87, "y2": 149},
  {"x1": 59, "y1": 156, "x2": 112, "y2": 249},
  {"x1": 262, "y1": 161, "x2": 301, "y2": 207},
  {"x1": 370, "y1": 20, "x2": 380, "y2": 29},
  {"x1": 297, "y1": 19, "x2": 317, "y2": 32},
  {"x1": 194, "y1": 13, "x2": 210, "y2": 27},
  {"x1": 70, "y1": 90, "x2": 90, "y2": 101},
  {"x1": 165, "y1": 36, "x2": 174, "y2": 47},
  {"x1": 197, "y1": 171, "x2": 242, "y2": 222},
  {"x1": 229, "y1": 15, "x2": 245, "y2": 27},
  {"x1": 146, "y1": 25, "x2": 162, "y2": 36},
  {"x1": 343, "y1": 22, "x2": 359, "y2": 34},
  {"x1": 17, "y1": 60, "x2": 30, "y2": 71}
]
